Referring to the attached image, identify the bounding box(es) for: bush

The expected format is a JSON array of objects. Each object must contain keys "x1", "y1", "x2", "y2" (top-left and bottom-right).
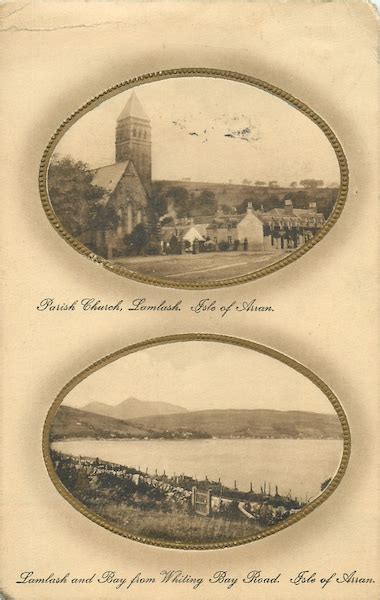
[
  {"x1": 124, "y1": 223, "x2": 148, "y2": 256},
  {"x1": 204, "y1": 241, "x2": 216, "y2": 252},
  {"x1": 218, "y1": 240, "x2": 231, "y2": 252}
]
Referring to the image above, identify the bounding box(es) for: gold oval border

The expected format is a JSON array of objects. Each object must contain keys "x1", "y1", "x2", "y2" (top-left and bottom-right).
[
  {"x1": 39, "y1": 68, "x2": 349, "y2": 290},
  {"x1": 42, "y1": 333, "x2": 351, "y2": 550}
]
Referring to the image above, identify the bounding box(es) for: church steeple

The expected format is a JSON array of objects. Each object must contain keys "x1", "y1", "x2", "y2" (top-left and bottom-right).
[{"x1": 115, "y1": 92, "x2": 151, "y2": 187}]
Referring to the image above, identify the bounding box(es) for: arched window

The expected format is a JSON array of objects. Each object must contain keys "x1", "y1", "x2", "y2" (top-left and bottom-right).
[
  {"x1": 133, "y1": 128, "x2": 136, "y2": 137},
  {"x1": 143, "y1": 131, "x2": 147, "y2": 139},
  {"x1": 127, "y1": 203, "x2": 133, "y2": 234}
]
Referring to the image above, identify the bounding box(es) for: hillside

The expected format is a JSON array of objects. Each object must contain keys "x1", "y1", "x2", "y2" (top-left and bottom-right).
[
  {"x1": 50, "y1": 406, "x2": 151, "y2": 440},
  {"x1": 156, "y1": 180, "x2": 338, "y2": 217},
  {"x1": 81, "y1": 397, "x2": 187, "y2": 420},
  {"x1": 129, "y1": 409, "x2": 342, "y2": 440},
  {"x1": 51, "y1": 406, "x2": 342, "y2": 441}
]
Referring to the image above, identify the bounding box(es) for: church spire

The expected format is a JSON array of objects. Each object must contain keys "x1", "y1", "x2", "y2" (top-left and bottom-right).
[
  {"x1": 115, "y1": 92, "x2": 151, "y2": 187},
  {"x1": 117, "y1": 91, "x2": 149, "y2": 122}
]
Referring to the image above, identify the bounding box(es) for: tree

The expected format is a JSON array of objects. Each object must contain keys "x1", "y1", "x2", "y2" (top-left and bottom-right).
[
  {"x1": 166, "y1": 186, "x2": 190, "y2": 218},
  {"x1": 150, "y1": 181, "x2": 168, "y2": 218},
  {"x1": 48, "y1": 155, "x2": 109, "y2": 236},
  {"x1": 199, "y1": 189, "x2": 217, "y2": 215},
  {"x1": 220, "y1": 203, "x2": 235, "y2": 215},
  {"x1": 191, "y1": 189, "x2": 217, "y2": 217},
  {"x1": 283, "y1": 190, "x2": 308, "y2": 208},
  {"x1": 290, "y1": 181, "x2": 298, "y2": 188},
  {"x1": 88, "y1": 204, "x2": 119, "y2": 233},
  {"x1": 255, "y1": 180, "x2": 266, "y2": 186},
  {"x1": 299, "y1": 179, "x2": 324, "y2": 189},
  {"x1": 269, "y1": 180, "x2": 279, "y2": 188}
]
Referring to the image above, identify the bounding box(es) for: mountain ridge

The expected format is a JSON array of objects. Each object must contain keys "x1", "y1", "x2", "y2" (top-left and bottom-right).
[
  {"x1": 51, "y1": 405, "x2": 342, "y2": 440},
  {"x1": 81, "y1": 396, "x2": 188, "y2": 421},
  {"x1": 126, "y1": 408, "x2": 342, "y2": 439}
]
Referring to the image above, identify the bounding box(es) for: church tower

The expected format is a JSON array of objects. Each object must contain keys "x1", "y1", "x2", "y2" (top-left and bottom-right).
[{"x1": 115, "y1": 91, "x2": 152, "y2": 189}]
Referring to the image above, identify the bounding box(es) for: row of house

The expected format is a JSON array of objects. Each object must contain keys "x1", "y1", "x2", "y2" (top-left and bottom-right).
[{"x1": 161, "y1": 199, "x2": 326, "y2": 254}]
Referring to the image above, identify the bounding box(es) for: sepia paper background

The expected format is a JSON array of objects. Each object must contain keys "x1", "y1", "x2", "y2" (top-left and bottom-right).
[{"x1": 0, "y1": 1, "x2": 379, "y2": 598}]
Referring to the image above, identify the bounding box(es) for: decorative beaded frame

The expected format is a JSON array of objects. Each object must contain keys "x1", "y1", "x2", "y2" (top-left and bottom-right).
[
  {"x1": 39, "y1": 68, "x2": 349, "y2": 289},
  {"x1": 42, "y1": 333, "x2": 351, "y2": 550}
]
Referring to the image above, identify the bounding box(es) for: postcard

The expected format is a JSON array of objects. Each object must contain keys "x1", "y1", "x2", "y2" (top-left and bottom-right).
[{"x1": 0, "y1": 2, "x2": 378, "y2": 599}]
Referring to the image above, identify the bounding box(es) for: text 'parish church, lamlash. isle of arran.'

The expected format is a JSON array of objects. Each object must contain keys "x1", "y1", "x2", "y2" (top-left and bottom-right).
[{"x1": 81, "y1": 92, "x2": 326, "y2": 260}]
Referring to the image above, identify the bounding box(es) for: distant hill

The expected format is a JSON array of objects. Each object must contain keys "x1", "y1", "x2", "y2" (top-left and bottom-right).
[
  {"x1": 81, "y1": 397, "x2": 187, "y2": 420},
  {"x1": 51, "y1": 406, "x2": 342, "y2": 441},
  {"x1": 129, "y1": 409, "x2": 342, "y2": 440},
  {"x1": 155, "y1": 180, "x2": 338, "y2": 217}
]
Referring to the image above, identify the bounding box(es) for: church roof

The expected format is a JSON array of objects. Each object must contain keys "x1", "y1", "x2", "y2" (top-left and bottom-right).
[
  {"x1": 91, "y1": 161, "x2": 130, "y2": 194},
  {"x1": 117, "y1": 91, "x2": 149, "y2": 121}
]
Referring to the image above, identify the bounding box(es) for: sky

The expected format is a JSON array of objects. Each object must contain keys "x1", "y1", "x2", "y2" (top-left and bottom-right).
[
  {"x1": 63, "y1": 340, "x2": 336, "y2": 416},
  {"x1": 53, "y1": 76, "x2": 340, "y2": 187}
]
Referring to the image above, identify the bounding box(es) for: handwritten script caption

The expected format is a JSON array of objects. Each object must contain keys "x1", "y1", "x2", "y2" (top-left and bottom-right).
[
  {"x1": 36, "y1": 297, "x2": 275, "y2": 318},
  {"x1": 16, "y1": 569, "x2": 375, "y2": 590}
]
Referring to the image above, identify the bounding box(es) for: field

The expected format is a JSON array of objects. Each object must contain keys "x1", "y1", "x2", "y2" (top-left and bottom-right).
[
  {"x1": 52, "y1": 451, "x2": 271, "y2": 545},
  {"x1": 114, "y1": 250, "x2": 286, "y2": 282},
  {"x1": 99, "y1": 503, "x2": 263, "y2": 544}
]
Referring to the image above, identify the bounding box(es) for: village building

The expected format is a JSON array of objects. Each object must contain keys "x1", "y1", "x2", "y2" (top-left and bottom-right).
[
  {"x1": 205, "y1": 203, "x2": 264, "y2": 250},
  {"x1": 260, "y1": 199, "x2": 325, "y2": 250},
  {"x1": 160, "y1": 223, "x2": 209, "y2": 254}
]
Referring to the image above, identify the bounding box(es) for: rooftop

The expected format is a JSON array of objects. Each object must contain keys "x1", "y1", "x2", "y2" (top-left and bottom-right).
[
  {"x1": 117, "y1": 91, "x2": 150, "y2": 122},
  {"x1": 91, "y1": 161, "x2": 130, "y2": 194}
]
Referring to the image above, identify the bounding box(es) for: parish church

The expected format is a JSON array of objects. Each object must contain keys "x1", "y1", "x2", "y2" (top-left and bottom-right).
[{"x1": 81, "y1": 92, "x2": 151, "y2": 258}]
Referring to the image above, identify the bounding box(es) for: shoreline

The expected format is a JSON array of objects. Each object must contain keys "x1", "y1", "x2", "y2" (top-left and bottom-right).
[{"x1": 51, "y1": 436, "x2": 343, "y2": 443}]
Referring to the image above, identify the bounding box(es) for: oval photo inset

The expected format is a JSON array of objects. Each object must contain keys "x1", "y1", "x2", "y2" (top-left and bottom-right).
[
  {"x1": 43, "y1": 335, "x2": 349, "y2": 549},
  {"x1": 41, "y1": 70, "x2": 348, "y2": 288}
]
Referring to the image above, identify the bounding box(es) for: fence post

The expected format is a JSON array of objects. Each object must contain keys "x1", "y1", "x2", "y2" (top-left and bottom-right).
[
  {"x1": 191, "y1": 486, "x2": 197, "y2": 509},
  {"x1": 207, "y1": 489, "x2": 212, "y2": 516}
]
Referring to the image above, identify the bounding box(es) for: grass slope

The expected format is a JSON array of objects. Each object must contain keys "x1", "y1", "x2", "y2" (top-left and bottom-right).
[
  {"x1": 129, "y1": 409, "x2": 342, "y2": 439},
  {"x1": 50, "y1": 405, "x2": 151, "y2": 440}
]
